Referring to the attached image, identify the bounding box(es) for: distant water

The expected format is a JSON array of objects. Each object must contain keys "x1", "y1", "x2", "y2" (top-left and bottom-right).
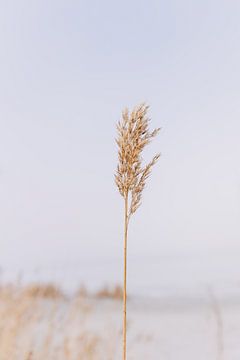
[{"x1": 1, "y1": 253, "x2": 240, "y2": 299}]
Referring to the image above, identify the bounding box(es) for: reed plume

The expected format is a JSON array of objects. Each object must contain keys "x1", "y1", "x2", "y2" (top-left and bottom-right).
[{"x1": 115, "y1": 103, "x2": 160, "y2": 360}]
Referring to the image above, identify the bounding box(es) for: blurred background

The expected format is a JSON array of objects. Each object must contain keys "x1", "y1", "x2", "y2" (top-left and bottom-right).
[
  {"x1": 0, "y1": 0, "x2": 240, "y2": 298},
  {"x1": 1, "y1": 1, "x2": 240, "y2": 359}
]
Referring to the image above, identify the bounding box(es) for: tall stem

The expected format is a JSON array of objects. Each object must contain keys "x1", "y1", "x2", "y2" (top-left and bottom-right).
[{"x1": 123, "y1": 193, "x2": 128, "y2": 360}]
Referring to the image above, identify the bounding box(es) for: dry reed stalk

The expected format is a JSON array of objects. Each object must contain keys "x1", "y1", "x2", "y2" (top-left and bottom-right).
[
  {"x1": 207, "y1": 287, "x2": 224, "y2": 360},
  {"x1": 115, "y1": 103, "x2": 160, "y2": 360}
]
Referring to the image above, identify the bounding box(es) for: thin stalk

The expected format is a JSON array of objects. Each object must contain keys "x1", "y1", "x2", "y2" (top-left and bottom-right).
[
  {"x1": 116, "y1": 104, "x2": 160, "y2": 359},
  {"x1": 122, "y1": 192, "x2": 129, "y2": 360}
]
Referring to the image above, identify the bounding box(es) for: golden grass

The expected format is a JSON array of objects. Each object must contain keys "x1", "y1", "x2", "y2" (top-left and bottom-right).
[
  {"x1": 0, "y1": 283, "x2": 121, "y2": 360},
  {"x1": 115, "y1": 103, "x2": 160, "y2": 216},
  {"x1": 115, "y1": 103, "x2": 160, "y2": 360},
  {"x1": 95, "y1": 285, "x2": 123, "y2": 300},
  {"x1": 23, "y1": 283, "x2": 65, "y2": 299}
]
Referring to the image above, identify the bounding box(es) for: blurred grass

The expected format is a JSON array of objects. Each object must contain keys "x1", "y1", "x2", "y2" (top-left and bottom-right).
[{"x1": 0, "y1": 283, "x2": 122, "y2": 360}]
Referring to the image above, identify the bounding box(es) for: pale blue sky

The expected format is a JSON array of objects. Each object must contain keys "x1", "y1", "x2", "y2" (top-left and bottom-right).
[{"x1": 0, "y1": 0, "x2": 240, "y2": 289}]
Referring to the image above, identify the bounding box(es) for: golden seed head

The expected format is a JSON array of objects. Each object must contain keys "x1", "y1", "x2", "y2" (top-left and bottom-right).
[{"x1": 115, "y1": 103, "x2": 160, "y2": 217}]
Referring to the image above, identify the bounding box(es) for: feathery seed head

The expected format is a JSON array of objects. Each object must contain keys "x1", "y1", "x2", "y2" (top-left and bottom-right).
[{"x1": 115, "y1": 104, "x2": 160, "y2": 218}]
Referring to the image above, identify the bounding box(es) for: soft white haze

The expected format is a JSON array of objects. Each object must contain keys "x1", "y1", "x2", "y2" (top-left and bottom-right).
[{"x1": 0, "y1": 0, "x2": 240, "y2": 294}]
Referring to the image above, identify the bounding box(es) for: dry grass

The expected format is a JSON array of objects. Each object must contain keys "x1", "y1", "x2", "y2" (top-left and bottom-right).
[
  {"x1": 95, "y1": 285, "x2": 123, "y2": 300},
  {"x1": 207, "y1": 287, "x2": 224, "y2": 360},
  {"x1": 115, "y1": 103, "x2": 160, "y2": 217},
  {"x1": 76, "y1": 284, "x2": 123, "y2": 300},
  {"x1": 23, "y1": 283, "x2": 65, "y2": 299},
  {"x1": 115, "y1": 103, "x2": 160, "y2": 360},
  {"x1": 0, "y1": 283, "x2": 121, "y2": 360}
]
